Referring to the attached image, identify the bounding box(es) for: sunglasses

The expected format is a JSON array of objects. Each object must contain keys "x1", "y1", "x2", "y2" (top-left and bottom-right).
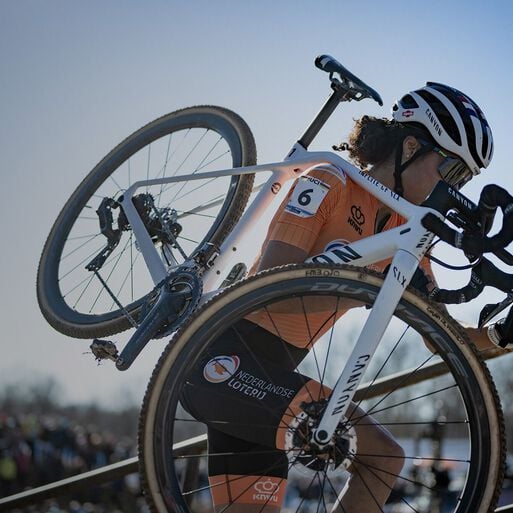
[{"x1": 419, "y1": 140, "x2": 473, "y2": 189}]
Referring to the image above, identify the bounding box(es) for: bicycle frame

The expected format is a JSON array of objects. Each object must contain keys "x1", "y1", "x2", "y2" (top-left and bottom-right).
[{"x1": 119, "y1": 140, "x2": 444, "y2": 446}]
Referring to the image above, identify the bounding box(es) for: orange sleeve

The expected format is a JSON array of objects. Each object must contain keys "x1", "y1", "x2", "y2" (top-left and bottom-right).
[{"x1": 267, "y1": 167, "x2": 344, "y2": 254}]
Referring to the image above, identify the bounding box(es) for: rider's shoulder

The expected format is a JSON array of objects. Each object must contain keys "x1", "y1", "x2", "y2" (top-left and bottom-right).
[{"x1": 304, "y1": 164, "x2": 348, "y2": 190}]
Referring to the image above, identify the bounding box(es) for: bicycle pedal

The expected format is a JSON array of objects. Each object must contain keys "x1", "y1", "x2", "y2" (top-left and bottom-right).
[{"x1": 90, "y1": 339, "x2": 119, "y2": 364}]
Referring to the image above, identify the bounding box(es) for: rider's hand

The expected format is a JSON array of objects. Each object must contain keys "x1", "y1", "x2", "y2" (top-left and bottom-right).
[{"x1": 487, "y1": 319, "x2": 513, "y2": 350}]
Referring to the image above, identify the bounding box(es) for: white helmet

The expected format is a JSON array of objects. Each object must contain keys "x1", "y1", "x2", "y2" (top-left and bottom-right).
[{"x1": 392, "y1": 82, "x2": 493, "y2": 175}]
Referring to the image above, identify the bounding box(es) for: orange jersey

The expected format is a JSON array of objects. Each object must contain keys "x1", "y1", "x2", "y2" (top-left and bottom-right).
[{"x1": 247, "y1": 165, "x2": 432, "y2": 346}]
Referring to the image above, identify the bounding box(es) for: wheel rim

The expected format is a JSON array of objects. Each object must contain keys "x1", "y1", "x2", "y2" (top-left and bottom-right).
[
  {"x1": 144, "y1": 271, "x2": 499, "y2": 513},
  {"x1": 44, "y1": 111, "x2": 251, "y2": 328}
]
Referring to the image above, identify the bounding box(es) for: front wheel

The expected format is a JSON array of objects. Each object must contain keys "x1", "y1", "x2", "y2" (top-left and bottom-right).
[
  {"x1": 37, "y1": 105, "x2": 256, "y2": 338},
  {"x1": 139, "y1": 264, "x2": 504, "y2": 513}
]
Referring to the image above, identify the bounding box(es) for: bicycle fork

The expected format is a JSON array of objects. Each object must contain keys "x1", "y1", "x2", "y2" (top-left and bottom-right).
[{"x1": 307, "y1": 232, "x2": 436, "y2": 447}]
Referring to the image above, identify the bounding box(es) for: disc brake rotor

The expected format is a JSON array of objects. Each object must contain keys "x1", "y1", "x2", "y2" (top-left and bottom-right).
[{"x1": 285, "y1": 401, "x2": 357, "y2": 473}]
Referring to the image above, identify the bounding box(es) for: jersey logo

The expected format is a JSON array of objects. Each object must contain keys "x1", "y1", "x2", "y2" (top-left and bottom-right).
[
  {"x1": 348, "y1": 205, "x2": 365, "y2": 234},
  {"x1": 253, "y1": 479, "x2": 282, "y2": 503},
  {"x1": 285, "y1": 176, "x2": 330, "y2": 218},
  {"x1": 203, "y1": 356, "x2": 240, "y2": 383}
]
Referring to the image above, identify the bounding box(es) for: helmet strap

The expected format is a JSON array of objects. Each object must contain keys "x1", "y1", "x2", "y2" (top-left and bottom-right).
[{"x1": 393, "y1": 138, "x2": 433, "y2": 197}]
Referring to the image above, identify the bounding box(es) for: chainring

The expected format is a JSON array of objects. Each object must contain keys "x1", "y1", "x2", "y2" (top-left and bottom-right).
[{"x1": 140, "y1": 267, "x2": 202, "y2": 338}]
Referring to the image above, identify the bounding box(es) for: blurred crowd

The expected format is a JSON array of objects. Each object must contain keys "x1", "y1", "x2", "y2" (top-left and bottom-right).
[{"x1": 0, "y1": 412, "x2": 146, "y2": 513}]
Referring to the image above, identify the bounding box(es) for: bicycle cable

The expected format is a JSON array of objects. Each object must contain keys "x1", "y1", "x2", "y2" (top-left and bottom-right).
[{"x1": 425, "y1": 238, "x2": 481, "y2": 271}]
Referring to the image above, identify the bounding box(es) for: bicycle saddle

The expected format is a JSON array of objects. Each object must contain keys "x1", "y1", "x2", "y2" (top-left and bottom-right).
[{"x1": 315, "y1": 54, "x2": 383, "y2": 106}]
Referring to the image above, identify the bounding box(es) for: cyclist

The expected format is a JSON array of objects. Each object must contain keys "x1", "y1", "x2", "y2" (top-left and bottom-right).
[{"x1": 182, "y1": 83, "x2": 495, "y2": 513}]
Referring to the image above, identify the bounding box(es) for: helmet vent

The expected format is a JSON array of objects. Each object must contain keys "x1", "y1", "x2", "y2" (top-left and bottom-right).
[
  {"x1": 446, "y1": 93, "x2": 487, "y2": 168},
  {"x1": 417, "y1": 90, "x2": 462, "y2": 146},
  {"x1": 399, "y1": 94, "x2": 419, "y2": 110}
]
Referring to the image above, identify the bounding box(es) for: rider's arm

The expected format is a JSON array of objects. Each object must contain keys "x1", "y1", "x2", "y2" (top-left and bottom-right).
[
  {"x1": 249, "y1": 167, "x2": 362, "y2": 313},
  {"x1": 422, "y1": 266, "x2": 499, "y2": 352},
  {"x1": 252, "y1": 166, "x2": 345, "y2": 273}
]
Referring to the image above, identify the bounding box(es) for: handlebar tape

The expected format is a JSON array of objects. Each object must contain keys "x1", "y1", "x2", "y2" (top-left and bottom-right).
[
  {"x1": 422, "y1": 185, "x2": 513, "y2": 265},
  {"x1": 421, "y1": 184, "x2": 513, "y2": 304},
  {"x1": 430, "y1": 258, "x2": 513, "y2": 304}
]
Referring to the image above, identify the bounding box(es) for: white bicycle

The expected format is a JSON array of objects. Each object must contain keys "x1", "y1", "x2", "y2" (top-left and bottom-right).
[{"x1": 38, "y1": 55, "x2": 513, "y2": 513}]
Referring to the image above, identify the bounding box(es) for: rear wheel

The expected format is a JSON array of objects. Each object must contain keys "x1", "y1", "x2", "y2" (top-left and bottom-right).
[
  {"x1": 139, "y1": 264, "x2": 504, "y2": 513},
  {"x1": 37, "y1": 105, "x2": 256, "y2": 338}
]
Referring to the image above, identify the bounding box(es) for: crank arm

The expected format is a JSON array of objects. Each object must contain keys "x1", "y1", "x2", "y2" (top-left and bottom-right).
[{"x1": 115, "y1": 288, "x2": 188, "y2": 371}]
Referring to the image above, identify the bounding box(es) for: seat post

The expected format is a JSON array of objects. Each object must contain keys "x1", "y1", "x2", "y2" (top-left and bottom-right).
[{"x1": 297, "y1": 84, "x2": 347, "y2": 150}]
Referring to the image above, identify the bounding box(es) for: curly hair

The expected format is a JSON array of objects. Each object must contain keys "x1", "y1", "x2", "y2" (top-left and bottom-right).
[{"x1": 337, "y1": 116, "x2": 427, "y2": 170}]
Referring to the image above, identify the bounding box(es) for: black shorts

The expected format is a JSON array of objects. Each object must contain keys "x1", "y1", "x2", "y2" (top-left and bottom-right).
[{"x1": 181, "y1": 319, "x2": 309, "y2": 477}]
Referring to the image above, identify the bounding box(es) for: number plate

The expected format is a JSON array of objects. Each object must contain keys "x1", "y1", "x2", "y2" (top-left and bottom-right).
[{"x1": 285, "y1": 176, "x2": 330, "y2": 218}]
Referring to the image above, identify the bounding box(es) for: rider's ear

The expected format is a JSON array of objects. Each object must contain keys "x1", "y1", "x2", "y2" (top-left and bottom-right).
[{"x1": 402, "y1": 136, "x2": 421, "y2": 161}]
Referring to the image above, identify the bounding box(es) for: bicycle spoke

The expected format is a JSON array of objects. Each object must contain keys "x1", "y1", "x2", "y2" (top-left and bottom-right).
[
  {"x1": 67, "y1": 233, "x2": 103, "y2": 241},
  {"x1": 63, "y1": 271, "x2": 99, "y2": 300},
  {"x1": 59, "y1": 243, "x2": 107, "y2": 281},
  {"x1": 109, "y1": 246, "x2": 141, "y2": 311},
  {"x1": 355, "y1": 383, "x2": 459, "y2": 421},
  {"x1": 352, "y1": 353, "x2": 438, "y2": 424},
  {"x1": 188, "y1": 134, "x2": 223, "y2": 174},
  {"x1": 177, "y1": 210, "x2": 217, "y2": 220},
  {"x1": 353, "y1": 325, "x2": 411, "y2": 412},
  {"x1": 351, "y1": 455, "x2": 423, "y2": 512},
  {"x1": 350, "y1": 460, "x2": 386, "y2": 513},
  {"x1": 146, "y1": 142, "x2": 151, "y2": 193},
  {"x1": 157, "y1": 132, "x2": 220, "y2": 200},
  {"x1": 76, "y1": 215, "x2": 100, "y2": 221},
  {"x1": 61, "y1": 233, "x2": 102, "y2": 261},
  {"x1": 355, "y1": 452, "x2": 469, "y2": 464},
  {"x1": 315, "y1": 471, "x2": 329, "y2": 513},
  {"x1": 352, "y1": 419, "x2": 467, "y2": 427},
  {"x1": 169, "y1": 176, "x2": 221, "y2": 204},
  {"x1": 162, "y1": 129, "x2": 210, "y2": 201},
  {"x1": 176, "y1": 193, "x2": 228, "y2": 219},
  {"x1": 109, "y1": 172, "x2": 124, "y2": 192},
  {"x1": 157, "y1": 133, "x2": 173, "y2": 206},
  {"x1": 88, "y1": 234, "x2": 134, "y2": 312},
  {"x1": 183, "y1": 460, "x2": 288, "y2": 510},
  {"x1": 319, "y1": 297, "x2": 341, "y2": 386},
  {"x1": 71, "y1": 272, "x2": 96, "y2": 310},
  {"x1": 195, "y1": 148, "x2": 230, "y2": 172},
  {"x1": 299, "y1": 297, "x2": 321, "y2": 383},
  {"x1": 157, "y1": 176, "x2": 224, "y2": 221}
]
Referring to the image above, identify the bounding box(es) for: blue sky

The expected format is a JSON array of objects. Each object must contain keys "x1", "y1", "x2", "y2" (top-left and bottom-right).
[{"x1": 1, "y1": 1, "x2": 513, "y2": 405}]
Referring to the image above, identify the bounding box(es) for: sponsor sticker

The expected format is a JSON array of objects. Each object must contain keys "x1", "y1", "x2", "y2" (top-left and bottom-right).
[
  {"x1": 227, "y1": 370, "x2": 296, "y2": 401},
  {"x1": 203, "y1": 356, "x2": 240, "y2": 383},
  {"x1": 285, "y1": 176, "x2": 330, "y2": 217},
  {"x1": 323, "y1": 239, "x2": 350, "y2": 252},
  {"x1": 271, "y1": 182, "x2": 281, "y2": 194}
]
